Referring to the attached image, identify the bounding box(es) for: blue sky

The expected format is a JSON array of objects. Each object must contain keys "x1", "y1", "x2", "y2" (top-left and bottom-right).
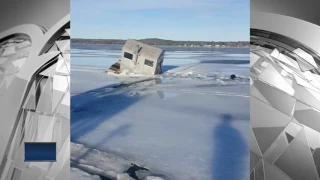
[{"x1": 71, "y1": 0, "x2": 249, "y2": 41}]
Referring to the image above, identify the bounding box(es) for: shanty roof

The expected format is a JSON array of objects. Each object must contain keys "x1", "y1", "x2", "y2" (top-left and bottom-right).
[{"x1": 122, "y1": 39, "x2": 164, "y2": 60}]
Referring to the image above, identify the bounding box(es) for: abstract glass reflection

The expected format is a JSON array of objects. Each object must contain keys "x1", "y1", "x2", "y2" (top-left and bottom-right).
[{"x1": 250, "y1": 30, "x2": 320, "y2": 180}]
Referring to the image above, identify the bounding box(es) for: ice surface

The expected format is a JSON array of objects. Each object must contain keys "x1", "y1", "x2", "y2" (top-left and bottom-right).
[
  {"x1": 71, "y1": 167, "x2": 101, "y2": 180},
  {"x1": 71, "y1": 44, "x2": 250, "y2": 180}
]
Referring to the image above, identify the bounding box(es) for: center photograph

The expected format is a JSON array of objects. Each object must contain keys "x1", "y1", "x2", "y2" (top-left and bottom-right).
[{"x1": 70, "y1": 1, "x2": 250, "y2": 180}]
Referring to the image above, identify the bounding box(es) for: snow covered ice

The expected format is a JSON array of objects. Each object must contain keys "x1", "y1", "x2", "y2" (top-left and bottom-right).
[
  {"x1": 70, "y1": 44, "x2": 250, "y2": 180},
  {"x1": 71, "y1": 167, "x2": 102, "y2": 180}
]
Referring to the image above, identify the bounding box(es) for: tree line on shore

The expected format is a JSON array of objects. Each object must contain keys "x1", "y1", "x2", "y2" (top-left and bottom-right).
[{"x1": 71, "y1": 38, "x2": 249, "y2": 47}]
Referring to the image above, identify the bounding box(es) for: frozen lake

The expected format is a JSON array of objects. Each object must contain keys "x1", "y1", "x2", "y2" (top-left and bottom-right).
[
  {"x1": 71, "y1": 44, "x2": 249, "y2": 69},
  {"x1": 70, "y1": 43, "x2": 250, "y2": 180}
]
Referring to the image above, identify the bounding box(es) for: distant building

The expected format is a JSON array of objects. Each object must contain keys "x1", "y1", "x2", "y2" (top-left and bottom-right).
[{"x1": 107, "y1": 39, "x2": 165, "y2": 75}]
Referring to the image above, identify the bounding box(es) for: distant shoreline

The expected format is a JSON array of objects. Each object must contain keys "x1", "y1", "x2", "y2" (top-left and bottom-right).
[
  {"x1": 71, "y1": 38, "x2": 249, "y2": 48},
  {"x1": 71, "y1": 42, "x2": 249, "y2": 48}
]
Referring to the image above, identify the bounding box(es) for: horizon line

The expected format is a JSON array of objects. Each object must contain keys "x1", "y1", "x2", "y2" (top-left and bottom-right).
[{"x1": 71, "y1": 37, "x2": 250, "y2": 42}]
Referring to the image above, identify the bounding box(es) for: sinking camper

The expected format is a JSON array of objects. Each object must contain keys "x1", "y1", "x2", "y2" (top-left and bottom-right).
[{"x1": 107, "y1": 39, "x2": 165, "y2": 75}]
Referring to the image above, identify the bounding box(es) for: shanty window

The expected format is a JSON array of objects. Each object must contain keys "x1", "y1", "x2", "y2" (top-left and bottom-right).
[
  {"x1": 144, "y1": 59, "x2": 154, "y2": 67},
  {"x1": 124, "y1": 52, "x2": 133, "y2": 60}
]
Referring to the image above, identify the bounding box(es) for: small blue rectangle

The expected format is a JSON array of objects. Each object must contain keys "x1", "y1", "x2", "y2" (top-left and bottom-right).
[{"x1": 24, "y1": 142, "x2": 56, "y2": 161}]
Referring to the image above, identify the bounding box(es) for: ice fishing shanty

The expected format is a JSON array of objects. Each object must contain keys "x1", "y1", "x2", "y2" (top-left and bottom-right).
[{"x1": 107, "y1": 39, "x2": 165, "y2": 75}]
